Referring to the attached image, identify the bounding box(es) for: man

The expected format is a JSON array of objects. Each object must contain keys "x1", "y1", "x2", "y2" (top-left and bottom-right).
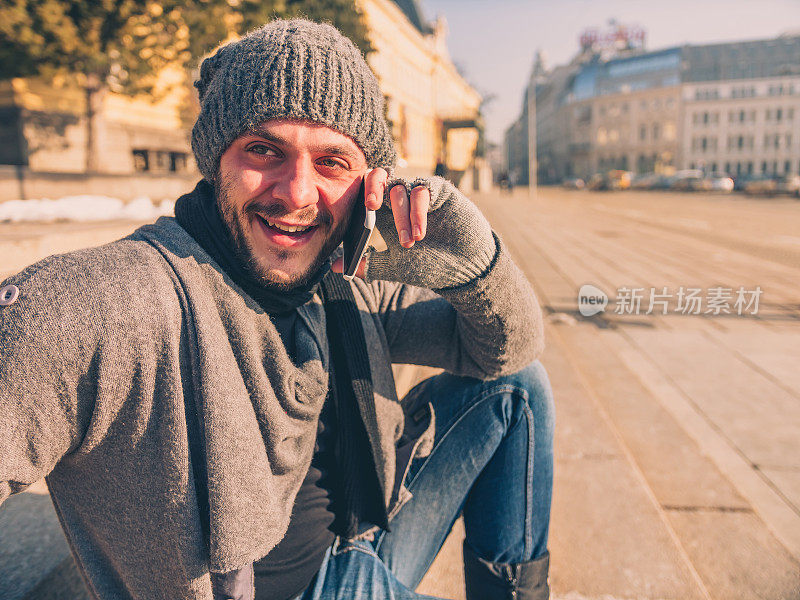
[{"x1": 0, "y1": 19, "x2": 554, "y2": 600}]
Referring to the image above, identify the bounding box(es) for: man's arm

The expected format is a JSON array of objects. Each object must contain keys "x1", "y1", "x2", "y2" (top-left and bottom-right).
[
  {"x1": 374, "y1": 233, "x2": 544, "y2": 379},
  {"x1": 336, "y1": 174, "x2": 544, "y2": 380},
  {"x1": 0, "y1": 256, "x2": 96, "y2": 504}
]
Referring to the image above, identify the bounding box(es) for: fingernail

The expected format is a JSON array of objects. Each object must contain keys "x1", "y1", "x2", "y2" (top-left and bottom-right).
[
  {"x1": 413, "y1": 225, "x2": 421, "y2": 239},
  {"x1": 367, "y1": 192, "x2": 377, "y2": 205},
  {"x1": 399, "y1": 230, "x2": 410, "y2": 244}
]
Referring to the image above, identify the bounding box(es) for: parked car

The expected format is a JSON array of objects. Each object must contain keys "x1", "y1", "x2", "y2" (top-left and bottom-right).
[
  {"x1": 608, "y1": 170, "x2": 632, "y2": 190},
  {"x1": 672, "y1": 176, "x2": 707, "y2": 192},
  {"x1": 588, "y1": 170, "x2": 632, "y2": 191},
  {"x1": 705, "y1": 173, "x2": 735, "y2": 193},
  {"x1": 775, "y1": 175, "x2": 800, "y2": 196},
  {"x1": 586, "y1": 173, "x2": 606, "y2": 191},
  {"x1": 562, "y1": 178, "x2": 585, "y2": 190},
  {"x1": 743, "y1": 175, "x2": 778, "y2": 196},
  {"x1": 631, "y1": 173, "x2": 661, "y2": 190},
  {"x1": 670, "y1": 169, "x2": 705, "y2": 191},
  {"x1": 732, "y1": 174, "x2": 756, "y2": 192}
]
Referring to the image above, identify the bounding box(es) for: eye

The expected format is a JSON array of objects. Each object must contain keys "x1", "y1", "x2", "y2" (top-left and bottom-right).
[
  {"x1": 246, "y1": 143, "x2": 279, "y2": 157},
  {"x1": 318, "y1": 157, "x2": 347, "y2": 170}
]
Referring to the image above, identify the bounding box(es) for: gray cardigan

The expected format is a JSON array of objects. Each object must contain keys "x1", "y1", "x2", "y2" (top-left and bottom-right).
[{"x1": 0, "y1": 213, "x2": 543, "y2": 599}]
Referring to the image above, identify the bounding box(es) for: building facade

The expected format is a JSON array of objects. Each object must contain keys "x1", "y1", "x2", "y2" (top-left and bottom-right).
[
  {"x1": 507, "y1": 29, "x2": 800, "y2": 184},
  {"x1": 0, "y1": 66, "x2": 193, "y2": 176},
  {"x1": 0, "y1": 0, "x2": 481, "y2": 185},
  {"x1": 357, "y1": 0, "x2": 482, "y2": 179},
  {"x1": 682, "y1": 75, "x2": 800, "y2": 177}
]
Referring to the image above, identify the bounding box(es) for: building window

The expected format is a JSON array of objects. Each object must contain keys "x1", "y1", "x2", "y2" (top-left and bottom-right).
[
  {"x1": 747, "y1": 162, "x2": 753, "y2": 175},
  {"x1": 738, "y1": 136, "x2": 744, "y2": 150},
  {"x1": 170, "y1": 152, "x2": 188, "y2": 172},
  {"x1": 640, "y1": 125, "x2": 647, "y2": 141},
  {"x1": 766, "y1": 109, "x2": 772, "y2": 121},
  {"x1": 154, "y1": 151, "x2": 170, "y2": 171},
  {"x1": 133, "y1": 149, "x2": 149, "y2": 172},
  {"x1": 653, "y1": 123, "x2": 660, "y2": 140},
  {"x1": 761, "y1": 161, "x2": 768, "y2": 174},
  {"x1": 739, "y1": 110, "x2": 746, "y2": 123},
  {"x1": 785, "y1": 160, "x2": 792, "y2": 174},
  {"x1": 724, "y1": 162, "x2": 731, "y2": 174},
  {"x1": 777, "y1": 108, "x2": 783, "y2": 122}
]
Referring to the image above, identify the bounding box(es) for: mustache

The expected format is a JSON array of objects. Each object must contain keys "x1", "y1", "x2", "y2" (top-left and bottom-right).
[{"x1": 245, "y1": 202, "x2": 332, "y2": 227}]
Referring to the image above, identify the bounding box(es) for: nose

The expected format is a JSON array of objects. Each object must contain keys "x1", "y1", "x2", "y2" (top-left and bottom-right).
[{"x1": 271, "y1": 157, "x2": 318, "y2": 210}]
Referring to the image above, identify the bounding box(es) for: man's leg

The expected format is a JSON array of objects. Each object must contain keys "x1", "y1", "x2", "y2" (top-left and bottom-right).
[
  {"x1": 298, "y1": 539, "x2": 447, "y2": 600},
  {"x1": 373, "y1": 361, "x2": 555, "y2": 599}
]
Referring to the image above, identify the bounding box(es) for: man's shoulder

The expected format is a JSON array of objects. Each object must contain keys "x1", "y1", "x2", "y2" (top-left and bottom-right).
[{"x1": 0, "y1": 220, "x2": 181, "y2": 335}]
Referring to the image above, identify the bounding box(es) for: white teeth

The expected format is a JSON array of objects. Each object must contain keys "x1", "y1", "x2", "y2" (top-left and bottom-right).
[{"x1": 264, "y1": 218, "x2": 312, "y2": 233}]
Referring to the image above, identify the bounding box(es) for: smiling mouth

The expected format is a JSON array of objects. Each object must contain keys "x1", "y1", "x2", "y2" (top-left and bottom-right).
[{"x1": 256, "y1": 215, "x2": 318, "y2": 236}]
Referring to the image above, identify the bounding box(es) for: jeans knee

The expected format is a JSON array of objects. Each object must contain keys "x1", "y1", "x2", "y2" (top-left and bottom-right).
[{"x1": 500, "y1": 361, "x2": 555, "y2": 441}]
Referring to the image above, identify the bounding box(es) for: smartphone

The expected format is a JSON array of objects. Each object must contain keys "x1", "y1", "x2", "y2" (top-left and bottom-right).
[{"x1": 342, "y1": 179, "x2": 376, "y2": 281}]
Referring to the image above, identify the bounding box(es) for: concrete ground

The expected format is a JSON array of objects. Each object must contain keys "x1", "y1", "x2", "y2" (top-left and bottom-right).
[{"x1": 1, "y1": 187, "x2": 799, "y2": 599}]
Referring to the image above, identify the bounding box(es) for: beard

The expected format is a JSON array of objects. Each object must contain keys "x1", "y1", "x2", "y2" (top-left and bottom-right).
[{"x1": 214, "y1": 173, "x2": 349, "y2": 291}]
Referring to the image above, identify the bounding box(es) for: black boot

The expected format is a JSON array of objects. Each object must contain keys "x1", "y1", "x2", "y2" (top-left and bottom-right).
[{"x1": 463, "y1": 541, "x2": 550, "y2": 600}]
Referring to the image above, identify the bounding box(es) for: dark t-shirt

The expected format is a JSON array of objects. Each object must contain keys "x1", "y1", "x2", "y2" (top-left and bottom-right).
[{"x1": 252, "y1": 313, "x2": 338, "y2": 600}]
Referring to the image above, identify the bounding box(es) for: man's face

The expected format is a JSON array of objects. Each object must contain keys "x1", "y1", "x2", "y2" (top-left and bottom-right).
[{"x1": 216, "y1": 119, "x2": 367, "y2": 289}]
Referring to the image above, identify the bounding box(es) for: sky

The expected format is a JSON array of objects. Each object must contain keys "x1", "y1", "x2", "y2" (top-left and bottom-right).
[{"x1": 419, "y1": 0, "x2": 800, "y2": 144}]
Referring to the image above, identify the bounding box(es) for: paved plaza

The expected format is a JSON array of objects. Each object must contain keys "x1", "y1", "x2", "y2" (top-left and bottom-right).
[{"x1": 1, "y1": 187, "x2": 799, "y2": 599}]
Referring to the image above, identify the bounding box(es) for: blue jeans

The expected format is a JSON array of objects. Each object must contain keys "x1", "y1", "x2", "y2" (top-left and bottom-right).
[{"x1": 296, "y1": 361, "x2": 555, "y2": 599}]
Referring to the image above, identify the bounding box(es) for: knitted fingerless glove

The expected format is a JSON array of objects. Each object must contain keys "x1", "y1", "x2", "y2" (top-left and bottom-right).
[{"x1": 363, "y1": 176, "x2": 497, "y2": 290}]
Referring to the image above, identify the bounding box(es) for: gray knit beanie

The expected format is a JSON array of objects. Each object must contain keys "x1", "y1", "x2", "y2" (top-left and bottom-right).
[{"x1": 191, "y1": 19, "x2": 397, "y2": 181}]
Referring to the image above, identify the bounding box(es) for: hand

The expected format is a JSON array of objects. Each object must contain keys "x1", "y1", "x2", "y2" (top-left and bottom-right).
[
  {"x1": 331, "y1": 167, "x2": 431, "y2": 278},
  {"x1": 335, "y1": 174, "x2": 497, "y2": 290}
]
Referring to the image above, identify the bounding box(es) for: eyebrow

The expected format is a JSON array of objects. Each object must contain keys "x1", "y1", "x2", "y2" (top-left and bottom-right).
[{"x1": 246, "y1": 126, "x2": 362, "y2": 161}]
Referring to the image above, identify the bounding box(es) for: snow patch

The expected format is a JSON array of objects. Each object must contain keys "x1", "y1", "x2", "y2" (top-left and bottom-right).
[{"x1": 0, "y1": 195, "x2": 174, "y2": 223}]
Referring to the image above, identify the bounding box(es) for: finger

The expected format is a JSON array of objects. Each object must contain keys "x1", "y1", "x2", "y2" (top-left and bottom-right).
[
  {"x1": 364, "y1": 168, "x2": 388, "y2": 210},
  {"x1": 355, "y1": 255, "x2": 366, "y2": 279},
  {"x1": 409, "y1": 186, "x2": 430, "y2": 241},
  {"x1": 332, "y1": 256, "x2": 366, "y2": 279},
  {"x1": 390, "y1": 184, "x2": 413, "y2": 247}
]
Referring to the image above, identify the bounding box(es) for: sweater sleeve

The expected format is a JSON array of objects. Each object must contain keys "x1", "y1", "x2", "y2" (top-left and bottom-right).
[
  {"x1": 375, "y1": 231, "x2": 545, "y2": 380},
  {"x1": 0, "y1": 256, "x2": 97, "y2": 505}
]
